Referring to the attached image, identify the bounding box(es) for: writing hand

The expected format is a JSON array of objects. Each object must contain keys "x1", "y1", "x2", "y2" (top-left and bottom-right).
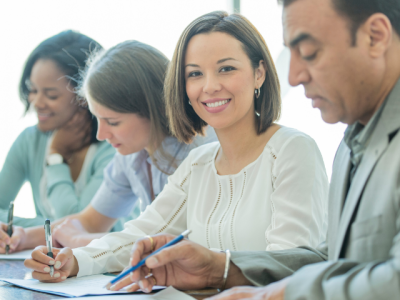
[
  {"x1": 108, "y1": 233, "x2": 227, "y2": 293},
  {"x1": 24, "y1": 246, "x2": 79, "y2": 282},
  {"x1": 0, "y1": 222, "x2": 26, "y2": 254}
]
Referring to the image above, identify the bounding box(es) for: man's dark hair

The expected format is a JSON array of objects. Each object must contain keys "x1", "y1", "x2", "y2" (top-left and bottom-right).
[{"x1": 279, "y1": 0, "x2": 400, "y2": 45}]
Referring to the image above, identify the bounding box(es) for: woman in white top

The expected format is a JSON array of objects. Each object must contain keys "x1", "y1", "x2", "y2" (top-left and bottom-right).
[{"x1": 24, "y1": 11, "x2": 328, "y2": 287}]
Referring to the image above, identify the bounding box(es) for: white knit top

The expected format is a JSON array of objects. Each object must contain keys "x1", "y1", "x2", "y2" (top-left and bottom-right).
[{"x1": 74, "y1": 126, "x2": 328, "y2": 277}]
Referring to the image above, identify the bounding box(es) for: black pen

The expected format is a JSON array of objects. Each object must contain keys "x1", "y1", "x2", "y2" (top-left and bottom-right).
[
  {"x1": 44, "y1": 219, "x2": 54, "y2": 277},
  {"x1": 5, "y1": 202, "x2": 14, "y2": 255}
]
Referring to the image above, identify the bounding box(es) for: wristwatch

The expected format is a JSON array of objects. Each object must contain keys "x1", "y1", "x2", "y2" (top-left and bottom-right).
[{"x1": 46, "y1": 153, "x2": 64, "y2": 166}]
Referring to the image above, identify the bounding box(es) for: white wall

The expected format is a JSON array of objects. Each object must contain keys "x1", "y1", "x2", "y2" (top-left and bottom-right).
[{"x1": 0, "y1": 0, "x2": 346, "y2": 218}]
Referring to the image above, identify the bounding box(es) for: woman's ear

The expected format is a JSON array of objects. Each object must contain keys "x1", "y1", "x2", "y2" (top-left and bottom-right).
[{"x1": 255, "y1": 60, "x2": 266, "y2": 88}]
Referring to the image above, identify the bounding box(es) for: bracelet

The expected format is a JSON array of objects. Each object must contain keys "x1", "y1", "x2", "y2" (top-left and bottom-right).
[{"x1": 218, "y1": 249, "x2": 231, "y2": 292}]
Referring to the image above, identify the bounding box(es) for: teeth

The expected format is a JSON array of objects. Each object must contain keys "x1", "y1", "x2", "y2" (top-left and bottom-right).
[{"x1": 205, "y1": 100, "x2": 229, "y2": 108}]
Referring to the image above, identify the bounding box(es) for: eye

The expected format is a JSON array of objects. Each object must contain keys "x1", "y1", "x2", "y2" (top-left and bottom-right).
[
  {"x1": 107, "y1": 121, "x2": 120, "y2": 126},
  {"x1": 220, "y1": 66, "x2": 236, "y2": 72},
  {"x1": 187, "y1": 71, "x2": 202, "y2": 78},
  {"x1": 47, "y1": 96, "x2": 59, "y2": 100},
  {"x1": 302, "y1": 52, "x2": 318, "y2": 62}
]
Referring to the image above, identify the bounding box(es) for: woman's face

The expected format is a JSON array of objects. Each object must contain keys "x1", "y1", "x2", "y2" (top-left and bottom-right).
[
  {"x1": 184, "y1": 32, "x2": 265, "y2": 131},
  {"x1": 28, "y1": 59, "x2": 79, "y2": 132},
  {"x1": 87, "y1": 95, "x2": 152, "y2": 155}
]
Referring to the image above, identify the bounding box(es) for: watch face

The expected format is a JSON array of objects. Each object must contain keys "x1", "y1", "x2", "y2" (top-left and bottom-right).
[{"x1": 47, "y1": 153, "x2": 63, "y2": 165}]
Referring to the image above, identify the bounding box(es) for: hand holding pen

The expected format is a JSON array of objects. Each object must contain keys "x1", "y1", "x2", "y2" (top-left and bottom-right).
[
  {"x1": 44, "y1": 219, "x2": 54, "y2": 277},
  {"x1": 5, "y1": 202, "x2": 14, "y2": 255},
  {"x1": 107, "y1": 230, "x2": 231, "y2": 293}
]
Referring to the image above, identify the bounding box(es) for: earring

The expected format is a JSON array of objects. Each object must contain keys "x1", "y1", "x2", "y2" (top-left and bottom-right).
[
  {"x1": 188, "y1": 100, "x2": 192, "y2": 106},
  {"x1": 255, "y1": 110, "x2": 260, "y2": 117},
  {"x1": 254, "y1": 87, "x2": 261, "y2": 99}
]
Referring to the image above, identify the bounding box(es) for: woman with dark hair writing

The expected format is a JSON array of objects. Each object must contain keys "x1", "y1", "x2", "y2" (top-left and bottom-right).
[{"x1": 0, "y1": 30, "x2": 115, "y2": 230}]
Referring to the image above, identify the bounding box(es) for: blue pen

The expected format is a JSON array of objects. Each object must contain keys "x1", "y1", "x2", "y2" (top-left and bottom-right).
[{"x1": 105, "y1": 229, "x2": 192, "y2": 289}]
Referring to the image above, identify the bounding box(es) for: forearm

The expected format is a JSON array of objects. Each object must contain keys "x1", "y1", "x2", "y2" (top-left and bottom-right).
[
  {"x1": 230, "y1": 247, "x2": 326, "y2": 287},
  {"x1": 23, "y1": 226, "x2": 46, "y2": 249},
  {"x1": 73, "y1": 232, "x2": 107, "y2": 248},
  {"x1": 74, "y1": 205, "x2": 116, "y2": 233}
]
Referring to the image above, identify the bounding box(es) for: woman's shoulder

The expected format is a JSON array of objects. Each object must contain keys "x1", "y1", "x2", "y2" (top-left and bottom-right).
[
  {"x1": 13, "y1": 125, "x2": 49, "y2": 146},
  {"x1": 268, "y1": 126, "x2": 318, "y2": 155},
  {"x1": 90, "y1": 141, "x2": 116, "y2": 164},
  {"x1": 186, "y1": 141, "x2": 220, "y2": 165}
]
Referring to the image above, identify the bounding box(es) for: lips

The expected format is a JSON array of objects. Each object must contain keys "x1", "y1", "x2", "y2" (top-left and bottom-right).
[
  {"x1": 37, "y1": 112, "x2": 53, "y2": 122},
  {"x1": 201, "y1": 98, "x2": 231, "y2": 114}
]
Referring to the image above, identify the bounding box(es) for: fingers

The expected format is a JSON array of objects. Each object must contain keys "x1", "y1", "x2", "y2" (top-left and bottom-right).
[
  {"x1": 24, "y1": 246, "x2": 73, "y2": 283},
  {"x1": 0, "y1": 225, "x2": 11, "y2": 247},
  {"x1": 145, "y1": 240, "x2": 192, "y2": 269},
  {"x1": 24, "y1": 247, "x2": 57, "y2": 271}
]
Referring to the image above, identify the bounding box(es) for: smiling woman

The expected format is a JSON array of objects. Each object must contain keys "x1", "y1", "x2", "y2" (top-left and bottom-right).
[
  {"x1": 0, "y1": 31, "x2": 115, "y2": 235},
  {"x1": 21, "y1": 11, "x2": 328, "y2": 289}
]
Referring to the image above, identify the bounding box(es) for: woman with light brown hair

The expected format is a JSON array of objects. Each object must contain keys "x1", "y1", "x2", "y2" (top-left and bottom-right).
[{"x1": 24, "y1": 12, "x2": 328, "y2": 291}]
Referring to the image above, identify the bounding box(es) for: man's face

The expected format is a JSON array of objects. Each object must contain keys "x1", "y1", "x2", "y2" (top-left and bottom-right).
[{"x1": 283, "y1": 0, "x2": 381, "y2": 125}]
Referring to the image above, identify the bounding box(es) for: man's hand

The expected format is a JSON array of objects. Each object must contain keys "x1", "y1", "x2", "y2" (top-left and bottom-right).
[
  {"x1": 52, "y1": 218, "x2": 89, "y2": 248},
  {"x1": 50, "y1": 108, "x2": 92, "y2": 159},
  {"x1": 205, "y1": 277, "x2": 290, "y2": 300},
  {"x1": 24, "y1": 246, "x2": 79, "y2": 282},
  {"x1": 108, "y1": 234, "x2": 237, "y2": 293},
  {"x1": 0, "y1": 222, "x2": 26, "y2": 254}
]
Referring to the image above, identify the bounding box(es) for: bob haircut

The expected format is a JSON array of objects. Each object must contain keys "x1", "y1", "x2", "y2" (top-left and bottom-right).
[
  {"x1": 165, "y1": 11, "x2": 281, "y2": 143},
  {"x1": 19, "y1": 30, "x2": 101, "y2": 143},
  {"x1": 79, "y1": 40, "x2": 173, "y2": 172}
]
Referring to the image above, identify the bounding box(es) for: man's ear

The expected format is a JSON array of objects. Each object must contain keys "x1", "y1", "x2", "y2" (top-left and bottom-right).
[{"x1": 360, "y1": 13, "x2": 392, "y2": 58}]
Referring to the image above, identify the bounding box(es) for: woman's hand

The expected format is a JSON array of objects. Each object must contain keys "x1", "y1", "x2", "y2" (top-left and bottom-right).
[
  {"x1": 52, "y1": 218, "x2": 89, "y2": 248},
  {"x1": 24, "y1": 246, "x2": 79, "y2": 282},
  {"x1": 0, "y1": 222, "x2": 26, "y2": 254},
  {"x1": 108, "y1": 234, "x2": 228, "y2": 293},
  {"x1": 50, "y1": 108, "x2": 92, "y2": 159}
]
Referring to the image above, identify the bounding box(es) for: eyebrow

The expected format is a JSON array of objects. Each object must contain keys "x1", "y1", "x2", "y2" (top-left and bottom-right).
[
  {"x1": 287, "y1": 33, "x2": 318, "y2": 48},
  {"x1": 43, "y1": 88, "x2": 59, "y2": 92},
  {"x1": 185, "y1": 57, "x2": 237, "y2": 68}
]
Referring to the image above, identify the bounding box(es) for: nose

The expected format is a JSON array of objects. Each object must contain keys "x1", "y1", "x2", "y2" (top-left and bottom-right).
[
  {"x1": 288, "y1": 51, "x2": 311, "y2": 87},
  {"x1": 30, "y1": 92, "x2": 46, "y2": 110},
  {"x1": 96, "y1": 120, "x2": 112, "y2": 141},
  {"x1": 202, "y1": 73, "x2": 222, "y2": 95}
]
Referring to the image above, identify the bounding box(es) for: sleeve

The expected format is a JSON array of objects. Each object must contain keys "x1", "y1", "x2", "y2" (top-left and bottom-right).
[
  {"x1": 90, "y1": 154, "x2": 138, "y2": 219},
  {"x1": 231, "y1": 244, "x2": 327, "y2": 286},
  {"x1": 0, "y1": 130, "x2": 30, "y2": 223},
  {"x1": 72, "y1": 152, "x2": 193, "y2": 277},
  {"x1": 46, "y1": 142, "x2": 114, "y2": 219},
  {"x1": 265, "y1": 135, "x2": 329, "y2": 251},
  {"x1": 284, "y1": 193, "x2": 400, "y2": 300}
]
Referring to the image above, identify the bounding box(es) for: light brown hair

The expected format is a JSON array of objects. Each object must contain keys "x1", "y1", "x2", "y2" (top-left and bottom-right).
[
  {"x1": 79, "y1": 40, "x2": 175, "y2": 172},
  {"x1": 164, "y1": 11, "x2": 281, "y2": 143}
]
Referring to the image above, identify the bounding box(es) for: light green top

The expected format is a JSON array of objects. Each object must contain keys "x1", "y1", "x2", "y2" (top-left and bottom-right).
[{"x1": 0, "y1": 125, "x2": 115, "y2": 227}]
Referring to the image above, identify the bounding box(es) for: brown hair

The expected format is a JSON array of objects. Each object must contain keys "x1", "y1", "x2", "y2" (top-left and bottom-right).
[
  {"x1": 79, "y1": 40, "x2": 174, "y2": 172},
  {"x1": 164, "y1": 11, "x2": 281, "y2": 143}
]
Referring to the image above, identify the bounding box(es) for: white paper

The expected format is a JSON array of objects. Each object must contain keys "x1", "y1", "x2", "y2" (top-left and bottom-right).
[
  {"x1": 58, "y1": 286, "x2": 195, "y2": 299},
  {"x1": 0, "y1": 274, "x2": 165, "y2": 297},
  {"x1": 0, "y1": 249, "x2": 33, "y2": 260}
]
